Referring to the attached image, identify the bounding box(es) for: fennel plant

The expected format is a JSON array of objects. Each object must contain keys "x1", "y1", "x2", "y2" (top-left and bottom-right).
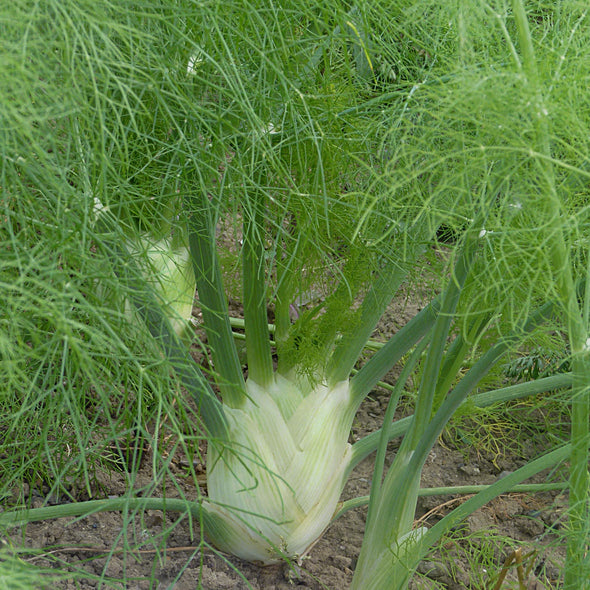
[
  {"x1": 348, "y1": 0, "x2": 590, "y2": 586},
  {"x1": 1, "y1": 0, "x2": 589, "y2": 588}
]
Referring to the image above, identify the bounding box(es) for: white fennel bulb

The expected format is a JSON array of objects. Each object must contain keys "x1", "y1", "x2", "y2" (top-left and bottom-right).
[
  {"x1": 93, "y1": 198, "x2": 195, "y2": 339},
  {"x1": 203, "y1": 374, "x2": 354, "y2": 563},
  {"x1": 131, "y1": 235, "x2": 196, "y2": 339}
]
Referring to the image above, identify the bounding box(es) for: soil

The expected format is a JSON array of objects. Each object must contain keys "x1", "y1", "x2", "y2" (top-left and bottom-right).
[{"x1": 2, "y1": 290, "x2": 568, "y2": 589}]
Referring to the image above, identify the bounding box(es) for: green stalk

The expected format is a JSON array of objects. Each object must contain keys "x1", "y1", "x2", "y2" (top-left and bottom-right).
[
  {"x1": 418, "y1": 444, "x2": 571, "y2": 569},
  {"x1": 326, "y1": 240, "x2": 426, "y2": 387},
  {"x1": 229, "y1": 316, "x2": 275, "y2": 335},
  {"x1": 391, "y1": 301, "x2": 556, "y2": 488},
  {"x1": 349, "y1": 371, "x2": 572, "y2": 471},
  {"x1": 350, "y1": 444, "x2": 571, "y2": 590},
  {"x1": 0, "y1": 446, "x2": 569, "y2": 540},
  {"x1": 352, "y1": 233, "x2": 479, "y2": 580},
  {"x1": 511, "y1": 2, "x2": 590, "y2": 583},
  {"x1": 0, "y1": 497, "x2": 203, "y2": 529},
  {"x1": 568, "y1": 353, "x2": 590, "y2": 581},
  {"x1": 353, "y1": 296, "x2": 562, "y2": 587},
  {"x1": 349, "y1": 299, "x2": 439, "y2": 408},
  {"x1": 406, "y1": 231, "x2": 477, "y2": 451},
  {"x1": 364, "y1": 336, "x2": 430, "y2": 537},
  {"x1": 273, "y1": 235, "x2": 292, "y2": 363},
  {"x1": 335, "y1": 482, "x2": 568, "y2": 521},
  {"x1": 433, "y1": 314, "x2": 490, "y2": 411},
  {"x1": 242, "y1": 191, "x2": 273, "y2": 387},
  {"x1": 95, "y1": 211, "x2": 228, "y2": 438},
  {"x1": 187, "y1": 195, "x2": 246, "y2": 409}
]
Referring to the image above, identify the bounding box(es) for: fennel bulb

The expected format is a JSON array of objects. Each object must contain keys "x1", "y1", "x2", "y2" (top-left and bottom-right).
[
  {"x1": 203, "y1": 375, "x2": 354, "y2": 563},
  {"x1": 93, "y1": 198, "x2": 196, "y2": 339},
  {"x1": 129, "y1": 235, "x2": 196, "y2": 340}
]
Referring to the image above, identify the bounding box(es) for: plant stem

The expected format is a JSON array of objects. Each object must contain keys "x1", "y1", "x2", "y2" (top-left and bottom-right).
[
  {"x1": 334, "y1": 482, "x2": 568, "y2": 520},
  {"x1": 350, "y1": 444, "x2": 571, "y2": 590},
  {"x1": 351, "y1": 231, "x2": 481, "y2": 583},
  {"x1": 364, "y1": 336, "x2": 429, "y2": 538},
  {"x1": 187, "y1": 195, "x2": 246, "y2": 408},
  {"x1": 349, "y1": 371, "x2": 572, "y2": 472},
  {"x1": 511, "y1": 1, "x2": 590, "y2": 583},
  {"x1": 273, "y1": 237, "x2": 292, "y2": 367},
  {"x1": 419, "y1": 444, "x2": 571, "y2": 565},
  {"x1": 399, "y1": 304, "x2": 558, "y2": 502},
  {"x1": 406, "y1": 228, "x2": 478, "y2": 450},
  {"x1": 0, "y1": 497, "x2": 202, "y2": 528},
  {"x1": 242, "y1": 190, "x2": 273, "y2": 387},
  {"x1": 349, "y1": 299, "x2": 439, "y2": 408},
  {"x1": 434, "y1": 314, "x2": 490, "y2": 410}
]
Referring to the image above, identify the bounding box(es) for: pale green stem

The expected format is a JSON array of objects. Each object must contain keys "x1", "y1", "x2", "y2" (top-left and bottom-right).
[
  {"x1": 273, "y1": 237, "x2": 292, "y2": 362},
  {"x1": 352, "y1": 238, "x2": 478, "y2": 579},
  {"x1": 0, "y1": 456, "x2": 568, "y2": 534},
  {"x1": 566, "y1": 352, "x2": 590, "y2": 588},
  {"x1": 327, "y1": 269, "x2": 406, "y2": 386},
  {"x1": 418, "y1": 444, "x2": 571, "y2": 570},
  {"x1": 394, "y1": 301, "x2": 557, "y2": 518},
  {"x1": 364, "y1": 337, "x2": 430, "y2": 537},
  {"x1": 434, "y1": 314, "x2": 489, "y2": 410},
  {"x1": 349, "y1": 371, "x2": 572, "y2": 471},
  {"x1": 406, "y1": 232, "x2": 477, "y2": 451},
  {"x1": 95, "y1": 211, "x2": 227, "y2": 438},
  {"x1": 242, "y1": 191, "x2": 273, "y2": 388},
  {"x1": 187, "y1": 196, "x2": 246, "y2": 408},
  {"x1": 511, "y1": 2, "x2": 590, "y2": 583},
  {"x1": 0, "y1": 497, "x2": 202, "y2": 528},
  {"x1": 335, "y1": 482, "x2": 568, "y2": 521},
  {"x1": 229, "y1": 316, "x2": 275, "y2": 334},
  {"x1": 350, "y1": 444, "x2": 571, "y2": 590},
  {"x1": 349, "y1": 298, "x2": 439, "y2": 408}
]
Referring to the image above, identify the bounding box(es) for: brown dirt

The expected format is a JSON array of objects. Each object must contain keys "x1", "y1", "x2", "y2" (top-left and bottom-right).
[{"x1": 3, "y1": 293, "x2": 568, "y2": 589}]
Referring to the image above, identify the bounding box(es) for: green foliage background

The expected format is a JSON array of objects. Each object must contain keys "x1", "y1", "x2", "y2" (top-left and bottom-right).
[{"x1": 1, "y1": 0, "x2": 590, "y2": 586}]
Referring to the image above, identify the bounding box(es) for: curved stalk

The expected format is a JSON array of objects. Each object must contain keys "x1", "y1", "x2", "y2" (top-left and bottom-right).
[
  {"x1": 351, "y1": 229, "x2": 480, "y2": 585},
  {"x1": 350, "y1": 444, "x2": 571, "y2": 590},
  {"x1": 406, "y1": 228, "x2": 479, "y2": 451},
  {"x1": 349, "y1": 371, "x2": 572, "y2": 471},
  {"x1": 349, "y1": 299, "x2": 439, "y2": 408},
  {"x1": 364, "y1": 336, "x2": 429, "y2": 538},
  {"x1": 0, "y1": 497, "x2": 203, "y2": 529},
  {"x1": 95, "y1": 210, "x2": 228, "y2": 438},
  {"x1": 419, "y1": 444, "x2": 571, "y2": 566},
  {"x1": 351, "y1": 286, "x2": 564, "y2": 588},
  {"x1": 334, "y1": 482, "x2": 568, "y2": 521}
]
